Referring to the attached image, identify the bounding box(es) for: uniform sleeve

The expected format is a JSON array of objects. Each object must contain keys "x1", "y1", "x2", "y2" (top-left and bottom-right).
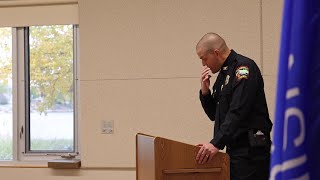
[
  {"x1": 199, "y1": 88, "x2": 217, "y2": 121},
  {"x1": 211, "y1": 65, "x2": 258, "y2": 149}
]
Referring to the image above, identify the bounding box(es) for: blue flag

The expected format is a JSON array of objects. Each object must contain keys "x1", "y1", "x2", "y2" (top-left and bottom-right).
[{"x1": 270, "y1": 0, "x2": 320, "y2": 179}]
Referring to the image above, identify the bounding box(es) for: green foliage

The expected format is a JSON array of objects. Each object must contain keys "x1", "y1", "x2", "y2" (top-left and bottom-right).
[
  {"x1": 0, "y1": 84, "x2": 8, "y2": 94},
  {"x1": 29, "y1": 25, "x2": 74, "y2": 114},
  {"x1": 0, "y1": 28, "x2": 12, "y2": 88},
  {"x1": 0, "y1": 136, "x2": 13, "y2": 160},
  {"x1": 31, "y1": 138, "x2": 73, "y2": 151},
  {"x1": 0, "y1": 26, "x2": 74, "y2": 114},
  {"x1": 0, "y1": 137, "x2": 73, "y2": 159}
]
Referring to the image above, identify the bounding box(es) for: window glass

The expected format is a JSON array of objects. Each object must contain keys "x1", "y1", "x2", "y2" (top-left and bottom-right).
[
  {"x1": 28, "y1": 25, "x2": 74, "y2": 152},
  {"x1": 0, "y1": 27, "x2": 13, "y2": 160}
]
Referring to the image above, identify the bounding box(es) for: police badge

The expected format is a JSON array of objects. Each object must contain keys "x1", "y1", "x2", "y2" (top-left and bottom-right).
[{"x1": 225, "y1": 75, "x2": 230, "y2": 85}]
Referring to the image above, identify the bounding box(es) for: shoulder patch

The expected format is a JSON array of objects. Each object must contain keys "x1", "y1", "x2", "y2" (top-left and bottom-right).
[{"x1": 236, "y1": 66, "x2": 249, "y2": 81}]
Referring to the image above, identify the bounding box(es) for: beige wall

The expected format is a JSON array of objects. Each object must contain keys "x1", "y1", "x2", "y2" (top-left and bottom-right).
[
  {"x1": 0, "y1": 167, "x2": 135, "y2": 180},
  {"x1": 262, "y1": 0, "x2": 283, "y2": 121},
  {"x1": 0, "y1": 0, "x2": 283, "y2": 179}
]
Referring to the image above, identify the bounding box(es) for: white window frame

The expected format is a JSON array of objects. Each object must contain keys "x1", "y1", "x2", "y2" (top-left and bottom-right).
[{"x1": 1, "y1": 25, "x2": 80, "y2": 163}]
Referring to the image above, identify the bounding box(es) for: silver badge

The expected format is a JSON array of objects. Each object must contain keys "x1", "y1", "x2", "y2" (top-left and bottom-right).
[{"x1": 225, "y1": 75, "x2": 230, "y2": 85}]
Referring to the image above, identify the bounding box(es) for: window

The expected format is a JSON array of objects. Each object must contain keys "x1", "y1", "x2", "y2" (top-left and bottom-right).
[
  {"x1": 27, "y1": 25, "x2": 75, "y2": 152},
  {"x1": 0, "y1": 25, "x2": 79, "y2": 161},
  {"x1": 0, "y1": 27, "x2": 13, "y2": 160}
]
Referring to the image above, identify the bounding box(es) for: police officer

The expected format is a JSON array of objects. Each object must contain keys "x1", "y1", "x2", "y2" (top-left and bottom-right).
[{"x1": 195, "y1": 33, "x2": 273, "y2": 180}]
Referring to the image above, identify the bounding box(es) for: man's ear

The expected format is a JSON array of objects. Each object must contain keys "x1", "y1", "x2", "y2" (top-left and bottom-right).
[{"x1": 213, "y1": 49, "x2": 220, "y2": 57}]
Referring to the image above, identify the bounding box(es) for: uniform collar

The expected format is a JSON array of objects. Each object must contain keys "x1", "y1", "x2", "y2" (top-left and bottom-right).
[{"x1": 221, "y1": 49, "x2": 237, "y2": 72}]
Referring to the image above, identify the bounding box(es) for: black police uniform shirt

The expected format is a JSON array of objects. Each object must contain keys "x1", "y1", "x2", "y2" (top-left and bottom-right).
[{"x1": 199, "y1": 50, "x2": 273, "y2": 150}]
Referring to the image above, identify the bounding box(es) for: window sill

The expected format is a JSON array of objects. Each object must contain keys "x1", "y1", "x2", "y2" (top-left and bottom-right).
[{"x1": 48, "y1": 159, "x2": 81, "y2": 169}]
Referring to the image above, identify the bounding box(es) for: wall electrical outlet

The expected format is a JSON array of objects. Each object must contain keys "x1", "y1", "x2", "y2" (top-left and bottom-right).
[{"x1": 101, "y1": 120, "x2": 114, "y2": 134}]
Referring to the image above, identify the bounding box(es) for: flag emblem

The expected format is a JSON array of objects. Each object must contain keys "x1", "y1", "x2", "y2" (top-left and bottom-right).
[{"x1": 235, "y1": 66, "x2": 249, "y2": 81}]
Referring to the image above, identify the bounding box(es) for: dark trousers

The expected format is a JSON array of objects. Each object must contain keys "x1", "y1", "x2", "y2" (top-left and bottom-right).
[{"x1": 227, "y1": 146, "x2": 270, "y2": 180}]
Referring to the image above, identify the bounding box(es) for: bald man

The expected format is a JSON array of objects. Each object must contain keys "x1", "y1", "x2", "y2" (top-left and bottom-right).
[{"x1": 195, "y1": 33, "x2": 272, "y2": 180}]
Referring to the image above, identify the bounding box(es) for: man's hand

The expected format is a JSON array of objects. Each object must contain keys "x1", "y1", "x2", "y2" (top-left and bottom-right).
[
  {"x1": 196, "y1": 143, "x2": 219, "y2": 164},
  {"x1": 201, "y1": 67, "x2": 211, "y2": 95}
]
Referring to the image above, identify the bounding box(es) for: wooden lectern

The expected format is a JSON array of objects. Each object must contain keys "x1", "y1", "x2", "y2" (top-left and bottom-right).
[{"x1": 136, "y1": 133, "x2": 230, "y2": 180}]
